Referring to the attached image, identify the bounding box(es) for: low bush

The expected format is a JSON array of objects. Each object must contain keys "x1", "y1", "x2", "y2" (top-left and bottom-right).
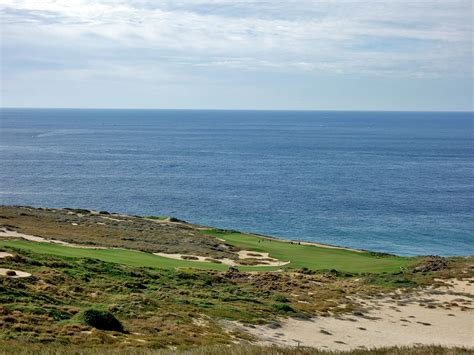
[
  {"x1": 272, "y1": 294, "x2": 289, "y2": 303},
  {"x1": 181, "y1": 255, "x2": 199, "y2": 260},
  {"x1": 82, "y1": 309, "x2": 124, "y2": 332},
  {"x1": 271, "y1": 303, "x2": 295, "y2": 313}
]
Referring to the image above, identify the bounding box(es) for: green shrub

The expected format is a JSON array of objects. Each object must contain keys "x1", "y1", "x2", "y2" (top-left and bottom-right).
[
  {"x1": 271, "y1": 303, "x2": 295, "y2": 313},
  {"x1": 169, "y1": 217, "x2": 186, "y2": 223},
  {"x1": 82, "y1": 309, "x2": 123, "y2": 332},
  {"x1": 176, "y1": 271, "x2": 198, "y2": 280},
  {"x1": 181, "y1": 255, "x2": 199, "y2": 260},
  {"x1": 272, "y1": 294, "x2": 289, "y2": 303},
  {"x1": 71, "y1": 209, "x2": 91, "y2": 214},
  {"x1": 46, "y1": 308, "x2": 73, "y2": 321}
]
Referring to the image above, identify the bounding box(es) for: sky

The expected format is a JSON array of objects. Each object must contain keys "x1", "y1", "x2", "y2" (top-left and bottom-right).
[{"x1": 0, "y1": 0, "x2": 472, "y2": 111}]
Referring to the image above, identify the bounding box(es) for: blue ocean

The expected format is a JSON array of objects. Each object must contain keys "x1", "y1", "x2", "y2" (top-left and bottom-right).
[{"x1": 0, "y1": 108, "x2": 472, "y2": 256}]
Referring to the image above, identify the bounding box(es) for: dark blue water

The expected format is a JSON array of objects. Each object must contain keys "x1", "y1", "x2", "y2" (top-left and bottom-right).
[{"x1": 0, "y1": 108, "x2": 472, "y2": 256}]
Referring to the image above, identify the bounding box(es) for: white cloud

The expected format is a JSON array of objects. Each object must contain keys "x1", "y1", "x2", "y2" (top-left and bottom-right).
[{"x1": 0, "y1": 0, "x2": 472, "y2": 81}]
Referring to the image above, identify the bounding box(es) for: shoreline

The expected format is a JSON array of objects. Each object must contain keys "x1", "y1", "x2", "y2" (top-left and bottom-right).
[
  {"x1": 246, "y1": 231, "x2": 366, "y2": 253},
  {"x1": 0, "y1": 204, "x2": 369, "y2": 256},
  {"x1": 3, "y1": 205, "x2": 467, "y2": 258}
]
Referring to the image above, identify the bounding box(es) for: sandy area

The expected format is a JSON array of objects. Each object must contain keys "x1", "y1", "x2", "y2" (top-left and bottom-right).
[
  {"x1": 0, "y1": 268, "x2": 31, "y2": 278},
  {"x1": 153, "y1": 252, "x2": 237, "y2": 266},
  {"x1": 0, "y1": 228, "x2": 106, "y2": 249},
  {"x1": 0, "y1": 251, "x2": 30, "y2": 277},
  {"x1": 234, "y1": 278, "x2": 474, "y2": 350},
  {"x1": 237, "y1": 250, "x2": 290, "y2": 266},
  {"x1": 435, "y1": 278, "x2": 474, "y2": 294},
  {"x1": 100, "y1": 216, "x2": 129, "y2": 223},
  {"x1": 153, "y1": 250, "x2": 290, "y2": 267}
]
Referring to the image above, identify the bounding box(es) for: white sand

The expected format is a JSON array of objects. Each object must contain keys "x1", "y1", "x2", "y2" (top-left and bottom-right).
[
  {"x1": 0, "y1": 228, "x2": 106, "y2": 249},
  {"x1": 100, "y1": 216, "x2": 128, "y2": 223},
  {"x1": 236, "y1": 279, "x2": 474, "y2": 350},
  {"x1": 0, "y1": 268, "x2": 31, "y2": 278},
  {"x1": 0, "y1": 229, "x2": 47, "y2": 242},
  {"x1": 153, "y1": 252, "x2": 237, "y2": 266},
  {"x1": 153, "y1": 250, "x2": 289, "y2": 267},
  {"x1": 435, "y1": 278, "x2": 474, "y2": 294},
  {"x1": 0, "y1": 252, "x2": 13, "y2": 259},
  {"x1": 237, "y1": 250, "x2": 290, "y2": 266}
]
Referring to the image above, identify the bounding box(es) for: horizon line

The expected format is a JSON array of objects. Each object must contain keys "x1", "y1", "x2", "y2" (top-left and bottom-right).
[{"x1": 1, "y1": 107, "x2": 472, "y2": 113}]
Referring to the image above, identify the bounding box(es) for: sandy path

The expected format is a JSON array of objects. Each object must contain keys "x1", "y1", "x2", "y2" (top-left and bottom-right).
[
  {"x1": 0, "y1": 228, "x2": 106, "y2": 249},
  {"x1": 100, "y1": 216, "x2": 130, "y2": 223},
  {"x1": 236, "y1": 279, "x2": 474, "y2": 350}
]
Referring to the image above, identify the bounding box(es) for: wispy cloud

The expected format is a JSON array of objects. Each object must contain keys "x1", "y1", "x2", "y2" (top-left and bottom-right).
[{"x1": 0, "y1": 1, "x2": 472, "y2": 109}]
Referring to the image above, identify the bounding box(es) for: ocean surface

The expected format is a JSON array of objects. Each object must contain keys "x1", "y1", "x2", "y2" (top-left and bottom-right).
[{"x1": 0, "y1": 108, "x2": 472, "y2": 256}]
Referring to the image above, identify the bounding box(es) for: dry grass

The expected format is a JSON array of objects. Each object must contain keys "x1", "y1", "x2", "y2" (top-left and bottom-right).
[
  {"x1": 0, "y1": 206, "x2": 473, "y2": 353},
  {"x1": 1, "y1": 343, "x2": 472, "y2": 355}
]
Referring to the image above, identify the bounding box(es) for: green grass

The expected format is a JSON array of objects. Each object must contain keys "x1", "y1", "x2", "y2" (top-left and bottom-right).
[
  {"x1": 200, "y1": 230, "x2": 415, "y2": 273},
  {"x1": 0, "y1": 230, "x2": 415, "y2": 274},
  {"x1": 0, "y1": 240, "x2": 278, "y2": 272}
]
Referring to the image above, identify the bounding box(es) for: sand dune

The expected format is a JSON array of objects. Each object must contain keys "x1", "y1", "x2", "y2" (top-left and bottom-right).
[{"x1": 236, "y1": 278, "x2": 474, "y2": 351}]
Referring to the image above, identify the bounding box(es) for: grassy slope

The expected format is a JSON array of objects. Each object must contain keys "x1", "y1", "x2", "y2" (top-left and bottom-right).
[
  {"x1": 0, "y1": 230, "x2": 414, "y2": 273},
  {"x1": 0, "y1": 240, "x2": 276, "y2": 272},
  {"x1": 202, "y1": 230, "x2": 415, "y2": 273}
]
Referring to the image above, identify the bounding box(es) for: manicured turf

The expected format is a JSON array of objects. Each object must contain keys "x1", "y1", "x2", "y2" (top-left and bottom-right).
[
  {"x1": 0, "y1": 239, "x2": 277, "y2": 272},
  {"x1": 0, "y1": 231, "x2": 415, "y2": 273},
  {"x1": 200, "y1": 230, "x2": 416, "y2": 273}
]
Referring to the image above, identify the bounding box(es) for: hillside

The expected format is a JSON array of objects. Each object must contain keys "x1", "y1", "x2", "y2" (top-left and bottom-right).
[
  {"x1": 0, "y1": 206, "x2": 412, "y2": 273},
  {"x1": 0, "y1": 206, "x2": 472, "y2": 354}
]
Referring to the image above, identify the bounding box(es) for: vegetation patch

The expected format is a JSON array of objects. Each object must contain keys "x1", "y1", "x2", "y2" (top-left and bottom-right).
[
  {"x1": 200, "y1": 229, "x2": 415, "y2": 273},
  {"x1": 271, "y1": 303, "x2": 295, "y2": 313},
  {"x1": 0, "y1": 206, "x2": 472, "y2": 352},
  {"x1": 272, "y1": 294, "x2": 289, "y2": 303},
  {"x1": 82, "y1": 309, "x2": 124, "y2": 332}
]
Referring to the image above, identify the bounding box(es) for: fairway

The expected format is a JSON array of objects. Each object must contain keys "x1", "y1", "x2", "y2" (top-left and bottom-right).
[
  {"x1": 0, "y1": 239, "x2": 279, "y2": 272},
  {"x1": 1, "y1": 231, "x2": 414, "y2": 273},
  {"x1": 200, "y1": 230, "x2": 415, "y2": 273}
]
